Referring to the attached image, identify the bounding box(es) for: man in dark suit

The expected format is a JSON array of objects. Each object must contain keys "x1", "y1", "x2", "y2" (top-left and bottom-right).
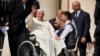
[
  {"x1": 94, "y1": 1, "x2": 100, "y2": 56},
  {"x1": 0, "y1": 6, "x2": 4, "y2": 37},
  {"x1": 6, "y1": 0, "x2": 39, "y2": 56},
  {"x1": 49, "y1": 9, "x2": 63, "y2": 30},
  {"x1": 0, "y1": 6, "x2": 4, "y2": 49},
  {"x1": 71, "y1": 1, "x2": 91, "y2": 56},
  {"x1": 0, "y1": 6, "x2": 4, "y2": 27}
]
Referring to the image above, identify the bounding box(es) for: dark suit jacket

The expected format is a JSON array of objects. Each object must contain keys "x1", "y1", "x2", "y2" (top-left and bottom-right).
[
  {"x1": 96, "y1": 0, "x2": 100, "y2": 2},
  {"x1": 0, "y1": 16, "x2": 2, "y2": 26},
  {"x1": 49, "y1": 18, "x2": 59, "y2": 30},
  {"x1": 72, "y1": 10, "x2": 91, "y2": 43},
  {"x1": 6, "y1": 0, "x2": 31, "y2": 33},
  {"x1": 0, "y1": 6, "x2": 4, "y2": 26},
  {"x1": 94, "y1": 2, "x2": 100, "y2": 42}
]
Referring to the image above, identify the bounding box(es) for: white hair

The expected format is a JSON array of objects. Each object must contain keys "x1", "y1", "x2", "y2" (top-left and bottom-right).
[{"x1": 37, "y1": 9, "x2": 44, "y2": 12}]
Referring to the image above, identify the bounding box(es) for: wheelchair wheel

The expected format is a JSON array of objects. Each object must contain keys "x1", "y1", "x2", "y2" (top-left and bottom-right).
[{"x1": 17, "y1": 40, "x2": 37, "y2": 56}]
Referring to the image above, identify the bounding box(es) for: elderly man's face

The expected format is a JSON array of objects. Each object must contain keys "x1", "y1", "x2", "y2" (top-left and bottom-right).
[
  {"x1": 36, "y1": 10, "x2": 44, "y2": 21},
  {"x1": 22, "y1": 0, "x2": 28, "y2": 3},
  {"x1": 56, "y1": 9, "x2": 63, "y2": 18},
  {"x1": 55, "y1": 18, "x2": 61, "y2": 27}
]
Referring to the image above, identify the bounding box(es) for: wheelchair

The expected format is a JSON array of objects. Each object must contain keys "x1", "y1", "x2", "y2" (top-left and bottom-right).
[
  {"x1": 17, "y1": 34, "x2": 79, "y2": 56},
  {"x1": 17, "y1": 34, "x2": 46, "y2": 56}
]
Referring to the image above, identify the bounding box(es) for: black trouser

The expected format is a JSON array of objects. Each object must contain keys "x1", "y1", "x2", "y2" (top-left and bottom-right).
[
  {"x1": 58, "y1": 49, "x2": 66, "y2": 56},
  {"x1": 94, "y1": 46, "x2": 100, "y2": 56},
  {"x1": 0, "y1": 30, "x2": 4, "y2": 49},
  {"x1": 78, "y1": 43, "x2": 87, "y2": 56},
  {"x1": 8, "y1": 27, "x2": 28, "y2": 56},
  {"x1": 8, "y1": 29, "x2": 17, "y2": 56},
  {"x1": 94, "y1": 38, "x2": 100, "y2": 56}
]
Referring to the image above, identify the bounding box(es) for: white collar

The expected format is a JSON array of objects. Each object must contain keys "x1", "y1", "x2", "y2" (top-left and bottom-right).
[
  {"x1": 76, "y1": 10, "x2": 81, "y2": 16},
  {"x1": 77, "y1": 10, "x2": 81, "y2": 13},
  {"x1": 65, "y1": 20, "x2": 71, "y2": 25}
]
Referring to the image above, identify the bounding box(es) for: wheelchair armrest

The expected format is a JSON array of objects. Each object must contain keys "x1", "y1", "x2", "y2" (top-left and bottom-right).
[
  {"x1": 28, "y1": 34, "x2": 36, "y2": 44},
  {"x1": 29, "y1": 34, "x2": 36, "y2": 40},
  {"x1": 28, "y1": 34, "x2": 40, "y2": 46}
]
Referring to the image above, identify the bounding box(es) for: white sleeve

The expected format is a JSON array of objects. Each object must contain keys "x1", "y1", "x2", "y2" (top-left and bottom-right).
[
  {"x1": 25, "y1": 14, "x2": 33, "y2": 23},
  {"x1": 25, "y1": 14, "x2": 35, "y2": 31},
  {"x1": 48, "y1": 21, "x2": 57, "y2": 37},
  {"x1": 60, "y1": 25, "x2": 73, "y2": 40}
]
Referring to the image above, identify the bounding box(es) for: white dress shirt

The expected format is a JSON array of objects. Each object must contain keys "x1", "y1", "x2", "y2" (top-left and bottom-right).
[
  {"x1": 60, "y1": 20, "x2": 73, "y2": 40},
  {"x1": 23, "y1": 3, "x2": 26, "y2": 10},
  {"x1": 75, "y1": 10, "x2": 81, "y2": 18}
]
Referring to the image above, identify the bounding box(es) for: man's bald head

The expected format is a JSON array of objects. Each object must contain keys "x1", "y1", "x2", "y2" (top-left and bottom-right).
[
  {"x1": 72, "y1": 1, "x2": 81, "y2": 12},
  {"x1": 56, "y1": 9, "x2": 63, "y2": 18}
]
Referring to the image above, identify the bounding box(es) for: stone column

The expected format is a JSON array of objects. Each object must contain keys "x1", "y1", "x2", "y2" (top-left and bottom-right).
[
  {"x1": 61, "y1": 0, "x2": 69, "y2": 11},
  {"x1": 37, "y1": 0, "x2": 57, "y2": 20}
]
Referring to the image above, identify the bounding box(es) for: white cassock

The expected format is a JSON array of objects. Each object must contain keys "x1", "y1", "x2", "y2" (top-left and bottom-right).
[{"x1": 25, "y1": 14, "x2": 66, "y2": 56}]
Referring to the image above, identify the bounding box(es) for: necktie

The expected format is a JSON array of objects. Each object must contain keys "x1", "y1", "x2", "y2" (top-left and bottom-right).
[
  {"x1": 74, "y1": 12, "x2": 78, "y2": 23},
  {"x1": 75, "y1": 12, "x2": 77, "y2": 19},
  {"x1": 57, "y1": 29, "x2": 63, "y2": 36},
  {"x1": 23, "y1": 3, "x2": 26, "y2": 10}
]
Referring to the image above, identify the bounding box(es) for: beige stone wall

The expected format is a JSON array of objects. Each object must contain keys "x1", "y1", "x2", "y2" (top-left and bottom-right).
[
  {"x1": 68, "y1": 0, "x2": 96, "y2": 41},
  {"x1": 61, "y1": 0, "x2": 69, "y2": 11},
  {"x1": 37, "y1": 0, "x2": 57, "y2": 20}
]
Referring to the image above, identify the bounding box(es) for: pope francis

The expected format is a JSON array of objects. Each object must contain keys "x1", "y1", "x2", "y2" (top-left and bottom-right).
[{"x1": 25, "y1": 9, "x2": 66, "y2": 56}]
